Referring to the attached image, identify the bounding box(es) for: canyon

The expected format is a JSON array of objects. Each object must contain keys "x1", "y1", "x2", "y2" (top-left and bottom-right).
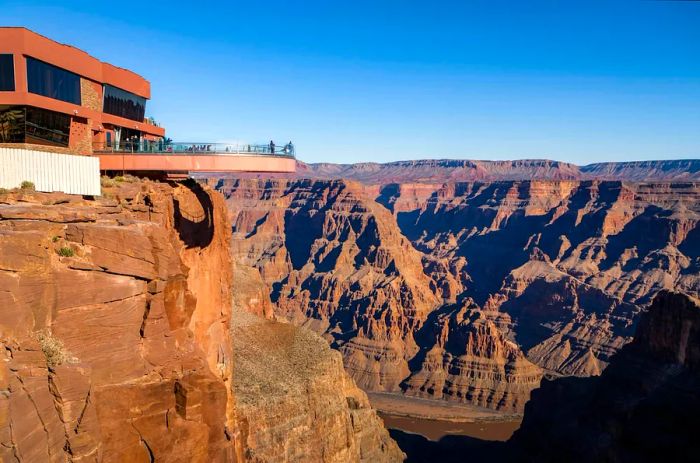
[
  {"x1": 0, "y1": 179, "x2": 401, "y2": 462},
  {"x1": 1, "y1": 158, "x2": 698, "y2": 462},
  {"x1": 508, "y1": 290, "x2": 700, "y2": 462},
  {"x1": 393, "y1": 291, "x2": 700, "y2": 462},
  {"x1": 216, "y1": 172, "x2": 700, "y2": 413}
]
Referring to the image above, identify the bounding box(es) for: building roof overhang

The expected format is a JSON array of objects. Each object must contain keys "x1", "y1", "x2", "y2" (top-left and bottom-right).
[{"x1": 0, "y1": 27, "x2": 152, "y2": 98}]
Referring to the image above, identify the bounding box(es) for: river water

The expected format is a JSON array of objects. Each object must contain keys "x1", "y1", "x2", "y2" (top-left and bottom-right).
[{"x1": 379, "y1": 413, "x2": 521, "y2": 442}]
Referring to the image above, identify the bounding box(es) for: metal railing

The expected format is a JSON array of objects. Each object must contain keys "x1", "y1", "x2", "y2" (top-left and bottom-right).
[{"x1": 93, "y1": 141, "x2": 296, "y2": 157}]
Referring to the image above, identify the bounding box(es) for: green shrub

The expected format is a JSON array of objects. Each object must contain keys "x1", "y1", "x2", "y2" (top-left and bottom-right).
[
  {"x1": 52, "y1": 236, "x2": 60, "y2": 243},
  {"x1": 20, "y1": 180, "x2": 35, "y2": 191},
  {"x1": 0, "y1": 188, "x2": 9, "y2": 195},
  {"x1": 57, "y1": 247, "x2": 74, "y2": 257},
  {"x1": 114, "y1": 175, "x2": 126, "y2": 183}
]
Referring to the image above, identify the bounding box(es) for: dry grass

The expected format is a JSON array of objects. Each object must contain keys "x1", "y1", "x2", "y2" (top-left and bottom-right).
[
  {"x1": 114, "y1": 174, "x2": 139, "y2": 183},
  {"x1": 231, "y1": 310, "x2": 339, "y2": 407},
  {"x1": 100, "y1": 176, "x2": 117, "y2": 188},
  {"x1": 35, "y1": 330, "x2": 76, "y2": 368}
]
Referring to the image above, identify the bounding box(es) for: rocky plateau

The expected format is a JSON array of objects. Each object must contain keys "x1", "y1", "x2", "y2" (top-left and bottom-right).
[{"x1": 223, "y1": 158, "x2": 700, "y2": 183}]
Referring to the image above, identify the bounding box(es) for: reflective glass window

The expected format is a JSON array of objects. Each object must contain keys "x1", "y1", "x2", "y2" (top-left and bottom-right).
[
  {"x1": 27, "y1": 57, "x2": 81, "y2": 105},
  {"x1": 0, "y1": 54, "x2": 14, "y2": 91},
  {"x1": 103, "y1": 84, "x2": 146, "y2": 122}
]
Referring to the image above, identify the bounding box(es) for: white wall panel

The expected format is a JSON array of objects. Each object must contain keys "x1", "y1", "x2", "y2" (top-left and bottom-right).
[{"x1": 0, "y1": 147, "x2": 100, "y2": 196}]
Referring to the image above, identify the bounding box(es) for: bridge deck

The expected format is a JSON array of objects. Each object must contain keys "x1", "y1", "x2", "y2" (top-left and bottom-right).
[{"x1": 96, "y1": 152, "x2": 296, "y2": 173}]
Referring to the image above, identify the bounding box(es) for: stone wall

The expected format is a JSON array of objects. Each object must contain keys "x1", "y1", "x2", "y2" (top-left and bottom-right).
[
  {"x1": 68, "y1": 116, "x2": 92, "y2": 155},
  {"x1": 80, "y1": 78, "x2": 102, "y2": 112}
]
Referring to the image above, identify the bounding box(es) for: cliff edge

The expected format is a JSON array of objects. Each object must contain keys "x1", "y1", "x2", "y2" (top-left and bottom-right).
[
  {"x1": 0, "y1": 179, "x2": 238, "y2": 462},
  {"x1": 232, "y1": 310, "x2": 404, "y2": 463},
  {"x1": 0, "y1": 179, "x2": 401, "y2": 462}
]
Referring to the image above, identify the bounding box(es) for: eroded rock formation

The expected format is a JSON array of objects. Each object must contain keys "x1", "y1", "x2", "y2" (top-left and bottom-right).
[
  {"x1": 0, "y1": 179, "x2": 403, "y2": 463},
  {"x1": 509, "y1": 291, "x2": 700, "y2": 462},
  {"x1": 387, "y1": 292, "x2": 700, "y2": 462},
  {"x1": 0, "y1": 180, "x2": 238, "y2": 462},
  {"x1": 226, "y1": 179, "x2": 440, "y2": 394},
  {"x1": 386, "y1": 180, "x2": 700, "y2": 377},
  {"x1": 217, "y1": 178, "x2": 700, "y2": 412}
]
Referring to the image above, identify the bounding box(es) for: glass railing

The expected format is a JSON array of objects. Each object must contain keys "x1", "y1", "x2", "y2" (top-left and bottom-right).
[{"x1": 93, "y1": 141, "x2": 296, "y2": 157}]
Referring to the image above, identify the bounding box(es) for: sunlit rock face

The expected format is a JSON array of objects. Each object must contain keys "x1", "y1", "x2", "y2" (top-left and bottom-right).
[
  {"x1": 224, "y1": 179, "x2": 440, "y2": 395},
  {"x1": 0, "y1": 180, "x2": 239, "y2": 462},
  {"x1": 217, "y1": 177, "x2": 700, "y2": 411},
  {"x1": 385, "y1": 180, "x2": 700, "y2": 377}
]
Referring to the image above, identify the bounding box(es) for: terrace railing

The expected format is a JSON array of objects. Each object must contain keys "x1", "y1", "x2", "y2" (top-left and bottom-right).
[{"x1": 93, "y1": 141, "x2": 296, "y2": 157}]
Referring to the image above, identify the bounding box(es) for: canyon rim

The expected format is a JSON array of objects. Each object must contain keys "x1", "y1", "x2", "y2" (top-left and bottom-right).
[{"x1": 3, "y1": 2, "x2": 700, "y2": 460}]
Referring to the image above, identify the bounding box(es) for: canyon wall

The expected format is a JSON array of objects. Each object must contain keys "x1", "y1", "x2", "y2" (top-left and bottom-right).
[
  {"x1": 218, "y1": 178, "x2": 700, "y2": 412},
  {"x1": 389, "y1": 291, "x2": 700, "y2": 463},
  {"x1": 0, "y1": 179, "x2": 402, "y2": 463},
  {"x1": 509, "y1": 291, "x2": 700, "y2": 462},
  {"x1": 0, "y1": 180, "x2": 239, "y2": 462}
]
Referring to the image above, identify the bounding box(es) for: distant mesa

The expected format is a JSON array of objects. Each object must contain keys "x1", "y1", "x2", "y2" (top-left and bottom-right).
[{"x1": 221, "y1": 158, "x2": 700, "y2": 183}]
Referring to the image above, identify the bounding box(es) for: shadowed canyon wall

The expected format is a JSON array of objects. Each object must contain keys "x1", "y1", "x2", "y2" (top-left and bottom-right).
[
  {"x1": 389, "y1": 291, "x2": 700, "y2": 463},
  {"x1": 217, "y1": 178, "x2": 700, "y2": 412},
  {"x1": 508, "y1": 290, "x2": 700, "y2": 462}
]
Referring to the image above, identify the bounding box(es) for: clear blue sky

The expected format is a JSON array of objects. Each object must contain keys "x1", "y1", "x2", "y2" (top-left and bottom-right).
[{"x1": 4, "y1": 0, "x2": 700, "y2": 164}]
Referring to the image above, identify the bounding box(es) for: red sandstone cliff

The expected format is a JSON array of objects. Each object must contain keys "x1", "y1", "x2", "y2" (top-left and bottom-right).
[
  {"x1": 0, "y1": 179, "x2": 403, "y2": 463},
  {"x1": 0, "y1": 180, "x2": 238, "y2": 462}
]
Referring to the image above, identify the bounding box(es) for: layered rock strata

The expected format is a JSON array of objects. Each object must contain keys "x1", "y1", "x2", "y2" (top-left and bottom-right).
[
  {"x1": 226, "y1": 179, "x2": 440, "y2": 394},
  {"x1": 402, "y1": 303, "x2": 542, "y2": 411},
  {"x1": 217, "y1": 178, "x2": 700, "y2": 412},
  {"x1": 219, "y1": 180, "x2": 546, "y2": 411},
  {"x1": 0, "y1": 180, "x2": 239, "y2": 462},
  {"x1": 0, "y1": 179, "x2": 403, "y2": 463},
  {"x1": 509, "y1": 291, "x2": 700, "y2": 462},
  {"x1": 212, "y1": 158, "x2": 700, "y2": 183},
  {"x1": 386, "y1": 180, "x2": 700, "y2": 376}
]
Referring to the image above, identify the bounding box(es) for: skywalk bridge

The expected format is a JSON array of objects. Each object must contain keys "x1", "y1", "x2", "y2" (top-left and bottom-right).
[{"x1": 94, "y1": 142, "x2": 297, "y2": 175}]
